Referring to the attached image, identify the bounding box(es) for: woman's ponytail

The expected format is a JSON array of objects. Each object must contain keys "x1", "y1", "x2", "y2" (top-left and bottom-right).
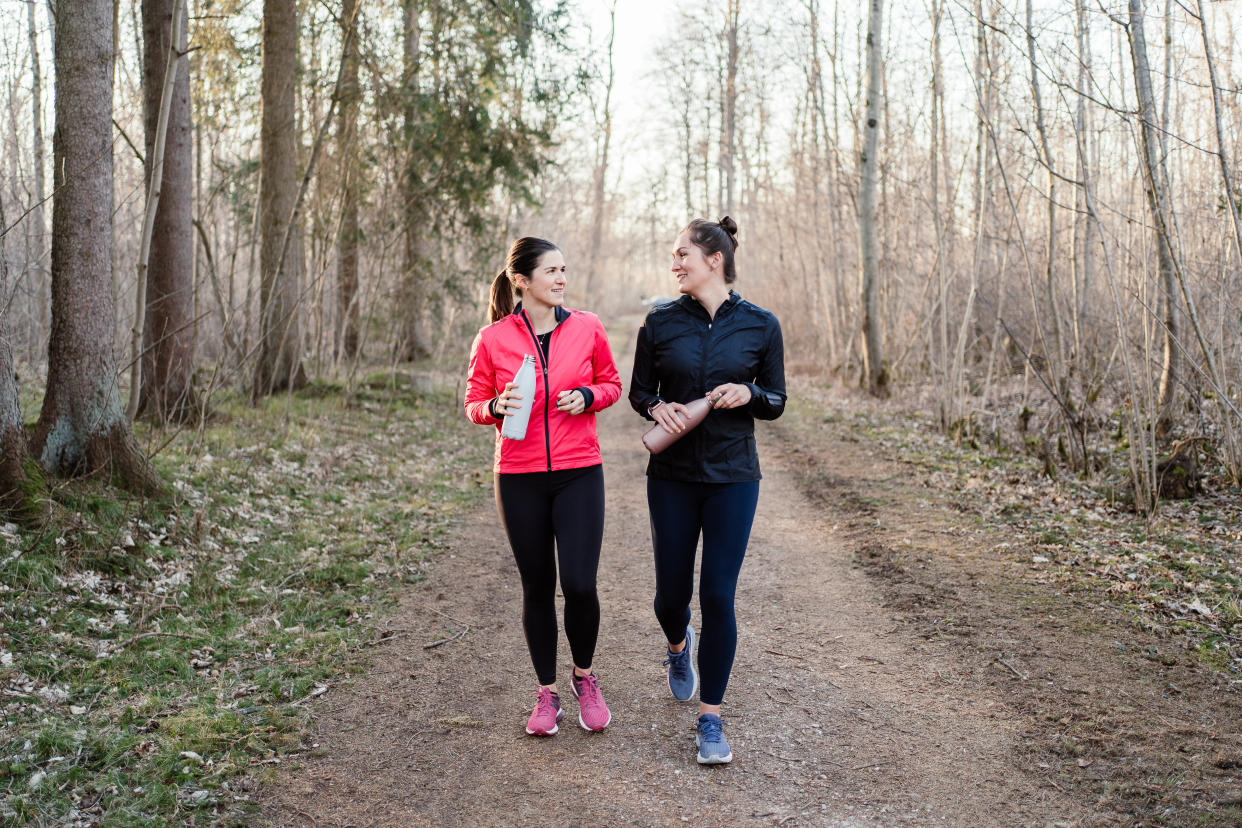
[{"x1": 489, "y1": 269, "x2": 514, "y2": 323}]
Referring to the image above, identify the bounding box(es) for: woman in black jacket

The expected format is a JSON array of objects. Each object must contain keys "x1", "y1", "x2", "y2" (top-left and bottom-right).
[{"x1": 629, "y1": 216, "x2": 786, "y2": 764}]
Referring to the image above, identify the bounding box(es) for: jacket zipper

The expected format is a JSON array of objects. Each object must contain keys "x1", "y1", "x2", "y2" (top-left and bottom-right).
[{"x1": 519, "y1": 311, "x2": 554, "y2": 472}]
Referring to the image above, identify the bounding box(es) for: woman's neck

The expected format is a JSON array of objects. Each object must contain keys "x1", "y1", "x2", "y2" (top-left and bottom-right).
[
  {"x1": 692, "y1": 283, "x2": 732, "y2": 319},
  {"x1": 523, "y1": 301, "x2": 558, "y2": 334}
]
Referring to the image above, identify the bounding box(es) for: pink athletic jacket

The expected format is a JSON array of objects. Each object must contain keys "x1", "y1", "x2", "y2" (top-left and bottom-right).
[{"x1": 465, "y1": 306, "x2": 622, "y2": 474}]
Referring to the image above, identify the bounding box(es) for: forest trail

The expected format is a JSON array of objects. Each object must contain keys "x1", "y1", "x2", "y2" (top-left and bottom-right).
[{"x1": 256, "y1": 319, "x2": 1095, "y2": 827}]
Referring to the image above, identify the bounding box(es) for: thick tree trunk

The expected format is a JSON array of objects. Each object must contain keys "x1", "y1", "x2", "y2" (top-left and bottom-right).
[
  {"x1": 1126, "y1": 0, "x2": 1179, "y2": 428},
  {"x1": 33, "y1": 0, "x2": 162, "y2": 495},
  {"x1": 397, "y1": 0, "x2": 431, "y2": 362},
  {"x1": 336, "y1": 0, "x2": 361, "y2": 360},
  {"x1": 254, "y1": 0, "x2": 307, "y2": 398},
  {"x1": 857, "y1": 0, "x2": 887, "y2": 395},
  {"x1": 1071, "y1": 0, "x2": 1095, "y2": 358},
  {"x1": 138, "y1": 0, "x2": 198, "y2": 422}
]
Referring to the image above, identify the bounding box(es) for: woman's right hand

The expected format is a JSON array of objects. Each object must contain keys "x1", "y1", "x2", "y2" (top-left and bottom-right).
[
  {"x1": 651, "y1": 400, "x2": 693, "y2": 434},
  {"x1": 495, "y1": 381, "x2": 521, "y2": 416}
]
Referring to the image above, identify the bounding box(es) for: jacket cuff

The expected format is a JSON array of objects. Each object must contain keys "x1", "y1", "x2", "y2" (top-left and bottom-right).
[
  {"x1": 488, "y1": 398, "x2": 502, "y2": 420},
  {"x1": 574, "y1": 387, "x2": 595, "y2": 410}
]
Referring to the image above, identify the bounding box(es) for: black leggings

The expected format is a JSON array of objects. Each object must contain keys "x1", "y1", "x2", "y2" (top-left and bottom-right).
[
  {"x1": 648, "y1": 477, "x2": 760, "y2": 706},
  {"x1": 495, "y1": 465, "x2": 605, "y2": 686}
]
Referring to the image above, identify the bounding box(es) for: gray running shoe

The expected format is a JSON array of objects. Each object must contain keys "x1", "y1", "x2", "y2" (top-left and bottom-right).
[
  {"x1": 662, "y1": 625, "x2": 698, "y2": 701},
  {"x1": 696, "y1": 713, "x2": 733, "y2": 764}
]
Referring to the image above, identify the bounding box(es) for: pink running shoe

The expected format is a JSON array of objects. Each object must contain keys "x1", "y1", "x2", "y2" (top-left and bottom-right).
[
  {"x1": 570, "y1": 672, "x2": 612, "y2": 732},
  {"x1": 525, "y1": 687, "x2": 563, "y2": 736}
]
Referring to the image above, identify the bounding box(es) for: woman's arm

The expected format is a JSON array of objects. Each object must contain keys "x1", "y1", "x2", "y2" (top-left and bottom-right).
[
  {"x1": 628, "y1": 320, "x2": 664, "y2": 420},
  {"x1": 580, "y1": 318, "x2": 622, "y2": 412},
  {"x1": 744, "y1": 315, "x2": 786, "y2": 420},
  {"x1": 464, "y1": 331, "x2": 503, "y2": 425}
]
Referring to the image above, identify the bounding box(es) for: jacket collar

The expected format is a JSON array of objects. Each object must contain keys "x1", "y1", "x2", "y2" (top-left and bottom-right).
[
  {"x1": 512, "y1": 302, "x2": 570, "y2": 325},
  {"x1": 678, "y1": 290, "x2": 741, "y2": 321}
]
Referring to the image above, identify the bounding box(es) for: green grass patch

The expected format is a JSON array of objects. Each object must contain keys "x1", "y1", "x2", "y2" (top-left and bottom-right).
[{"x1": 0, "y1": 374, "x2": 491, "y2": 825}]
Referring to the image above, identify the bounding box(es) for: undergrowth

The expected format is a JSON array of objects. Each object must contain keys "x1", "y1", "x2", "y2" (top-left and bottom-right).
[{"x1": 0, "y1": 372, "x2": 489, "y2": 825}]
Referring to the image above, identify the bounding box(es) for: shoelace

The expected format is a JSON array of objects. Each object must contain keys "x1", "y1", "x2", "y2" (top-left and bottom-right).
[
  {"x1": 575, "y1": 673, "x2": 601, "y2": 699},
  {"x1": 662, "y1": 648, "x2": 688, "y2": 669},
  {"x1": 699, "y1": 717, "x2": 724, "y2": 742},
  {"x1": 533, "y1": 689, "x2": 558, "y2": 717}
]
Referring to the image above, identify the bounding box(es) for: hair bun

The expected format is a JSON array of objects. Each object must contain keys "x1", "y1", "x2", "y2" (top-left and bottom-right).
[{"x1": 718, "y1": 216, "x2": 738, "y2": 248}]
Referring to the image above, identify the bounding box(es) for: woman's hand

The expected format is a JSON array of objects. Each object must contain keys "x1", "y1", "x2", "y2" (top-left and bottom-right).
[
  {"x1": 707, "y1": 383, "x2": 752, "y2": 410},
  {"x1": 494, "y1": 381, "x2": 521, "y2": 416},
  {"x1": 555, "y1": 389, "x2": 586, "y2": 415},
  {"x1": 651, "y1": 400, "x2": 694, "y2": 434}
]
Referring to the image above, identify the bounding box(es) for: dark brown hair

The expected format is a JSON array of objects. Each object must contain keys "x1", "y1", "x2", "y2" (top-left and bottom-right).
[
  {"x1": 683, "y1": 216, "x2": 739, "y2": 283},
  {"x1": 488, "y1": 236, "x2": 560, "y2": 322}
]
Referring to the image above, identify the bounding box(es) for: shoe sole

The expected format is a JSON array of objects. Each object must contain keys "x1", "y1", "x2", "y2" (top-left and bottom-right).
[
  {"x1": 570, "y1": 678, "x2": 611, "y2": 732},
  {"x1": 695, "y1": 734, "x2": 732, "y2": 764},
  {"x1": 525, "y1": 710, "x2": 564, "y2": 736},
  {"x1": 667, "y1": 627, "x2": 698, "y2": 702},
  {"x1": 696, "y1": 751, "x2": 733, "y2": 764}
]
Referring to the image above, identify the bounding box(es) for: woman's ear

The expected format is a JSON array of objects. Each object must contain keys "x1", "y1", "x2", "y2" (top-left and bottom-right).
[{"x1": 707, "y1": 251, "x2": 724, "y2": 271}]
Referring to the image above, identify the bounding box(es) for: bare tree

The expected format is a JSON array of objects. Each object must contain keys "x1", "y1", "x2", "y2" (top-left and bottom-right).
[
  {"x1": 26, "y1": 0, "x2": 48, "y2": 343},
  {"x1": 135, "y1": 0, "x2": 197, "y2": 421},
  {"x1": 397, "y1": 0, "x2": 431, "y2": 361},
  {"x1": 721, "y1": 0, "x2": 739, "y2": 216},
  {"x1": 584, "y1": 0, "x2": 617, "y2": 302},
  {"x1": 1125, "y1": 0, "x2": 1179, "y2": 430},
  {"x1": 0, "y1": 181, "x2": 41, "y2": 522},
  {"x1": 32, "y1": 0, "x2": 162, "y2": 494},
  {"x1": 857, "y1": 0, "x2": 886, "y2": 394},
  {"x1": 254, "y1": 0, "x2": 307, "y2": 398},
  {"x1": 336, "y1": 0, "x2": 362, "y2": 360}
]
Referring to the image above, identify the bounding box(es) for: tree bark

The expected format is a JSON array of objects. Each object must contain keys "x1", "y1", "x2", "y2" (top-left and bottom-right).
[
  {"x1": 137, "y1": 0, "x2": 197, "y2": 422},
  {"x1": 721, "y1": 0, "x2": 739, "y2": 216},
  {"x1": 336, "y1": 0, "x2": 362, "y2": 360},
  {"x1": 584, "y1": 0, "x2": 616, "y2": 302},
  {"x1": 1126, "y1": 0, "x2": 1179, "y2": 429},
  {"x1": 33, "y1": 0, "x2": 162, "y2": 495},
  {"x1": 398, "y1": 0, "x2": 431, "y2": 362},
  {"x1": 1071, "y1": 0, "x2": 1095, "y2": 358},
  {"x1": 857, "y1": 0, "x2": 887, "y2": 395},
  {"x1": 27, "y1": 0, "x2": 49, "y2": 344},
  {"x1": 254, "y1": 0, "x2": 307, "y2": 398}
]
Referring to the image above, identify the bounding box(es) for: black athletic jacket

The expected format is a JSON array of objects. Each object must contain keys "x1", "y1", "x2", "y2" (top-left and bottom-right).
[{"x1": 629, "y1": 291, "x2": 786, "y2": 483}]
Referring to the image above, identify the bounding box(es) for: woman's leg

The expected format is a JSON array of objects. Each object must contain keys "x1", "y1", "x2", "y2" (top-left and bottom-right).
[
  {"x1": 495, "y1": 473, "x2": 558, "y2": 686},
  {"x1": 696, "y1": 480, "x2": 760, "y2": 707},
  {"x1": 549, "y1": 465, "x2": 605, "y2": 673},
  {"x1": 647, "y1": 477, "x2": 705, "y2": 645}
]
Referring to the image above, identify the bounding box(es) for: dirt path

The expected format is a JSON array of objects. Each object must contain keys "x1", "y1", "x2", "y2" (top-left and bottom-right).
[{"x1": 257, "y1": 327, "x2": 1093, "y2": 826}]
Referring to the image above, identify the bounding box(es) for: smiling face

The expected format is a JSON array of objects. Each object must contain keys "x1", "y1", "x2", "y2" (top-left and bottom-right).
[
  {"x1": 516, "y1": 249, "x2": 567, "y2": 310},
  {"x1": 670, "y1": 230, "x2": 723, "y2": 296}
]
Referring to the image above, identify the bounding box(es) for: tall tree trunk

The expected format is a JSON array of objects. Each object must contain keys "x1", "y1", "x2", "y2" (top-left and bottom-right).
[
  {"x1": 0, "y1": 164, "x2": 42, "y2": 522},
  {"x1": 857, "y1": 0, "x2": 887, "y2": 395},
  {"x1": 336, "y1": 0, "x2": 361, "y2": 360},
  {"x1": 254, "y1": 0, "x2": 307, "y2": 398},
  {"x1": 930, "y1": 0, "x2": 948, "y2": 422},
  {"x1": 1071, "y1": 0, "x2": 1095, "y2": 359},
  {"x1": 33, "y1": 0, "x2": 162, "y2": 495},
  {"x1": 138, "y1": 0, "x2": 197, "y2": 421},
  {"x1": 1126, "y1": 0, "x2": 1179, "y2": 429},
  {"x1": 398, "y1": 0, "x2": 431, "y2": 361},
  {"x1": 721, "y1": 0, "x2": 739, "y2": 216},
  {"x1": 27, "y1": 0, "x2": 49, "y2": 347},
  {"x1": 1026, "y1": 0, "x2": 1066, "y2": 386},
  {"x1": 584, "y1": 0, "x2": 616, "y2": 302}
]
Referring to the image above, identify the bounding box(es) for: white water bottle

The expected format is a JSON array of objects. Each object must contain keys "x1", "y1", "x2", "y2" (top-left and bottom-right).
[{"x1": 501, "y1": 354, "x2": 538, "y2": 440}]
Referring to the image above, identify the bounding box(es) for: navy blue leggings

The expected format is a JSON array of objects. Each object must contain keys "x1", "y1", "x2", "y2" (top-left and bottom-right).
[
  {"x1": 496, "y1": 465, "x2": 605, "y2": 686},
  {"x1": 647, "y1": 477, "x2": 760, "y2": 706}
]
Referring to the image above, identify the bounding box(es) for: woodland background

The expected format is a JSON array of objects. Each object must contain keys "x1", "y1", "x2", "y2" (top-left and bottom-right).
[{"x1": 1, "y1": 0, "x2": 1242, "y2": 821}]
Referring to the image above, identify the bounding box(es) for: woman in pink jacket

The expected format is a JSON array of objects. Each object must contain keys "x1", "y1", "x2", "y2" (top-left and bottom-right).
[{"x1": 464, "y1": 237, "x2": 622, "y2": 736}]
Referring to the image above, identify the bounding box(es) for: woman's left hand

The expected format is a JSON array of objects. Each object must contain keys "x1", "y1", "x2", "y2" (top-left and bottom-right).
[
  {"x1": 707, "y1": 383, "x2": 752, "y2": 410},
  {"x1": 556, "y1": 389, "x2": 587, "y2": 415}
]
